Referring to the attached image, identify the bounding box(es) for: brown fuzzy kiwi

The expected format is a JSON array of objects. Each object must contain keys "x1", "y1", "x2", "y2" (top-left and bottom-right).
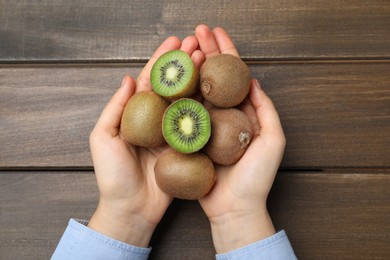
[
  {"x1": 155, "y1": 148, "x2": 216, "y2": 200},
  {"x1": 203, "y1": 108, "x2": 253, "y2": 165},
  {"x1": 120, "y1": 91, "x2": 169, "y2": 147},
  {"x1": 200, "y1": 54, "x2": 251, "y2": 108}
]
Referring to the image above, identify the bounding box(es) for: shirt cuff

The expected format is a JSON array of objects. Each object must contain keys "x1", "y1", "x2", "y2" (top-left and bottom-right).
[
  {"x1": 51, "y1": 219, "x2": 151, "y2": 260},
  {"x1": 215, "y1": 230, "x2": 297, "y2": 260}
]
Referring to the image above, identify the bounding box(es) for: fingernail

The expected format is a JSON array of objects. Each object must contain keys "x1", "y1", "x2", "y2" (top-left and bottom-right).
[
  {"x1": 254, "y1": 79, "x2": 262, "y2": 90},
  {"x1": 120, "y1": 76, "x2": 127, "y2": 88}
]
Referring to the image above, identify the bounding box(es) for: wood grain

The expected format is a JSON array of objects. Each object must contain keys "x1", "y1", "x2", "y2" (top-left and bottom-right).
[
  {"x1": 0, "y1": 66, "x2": 139, "y2": 168},
  {"x1": 269, "y1": 172, "x2": 390, "y2": 259},
  {"x1": 1, "y1": 63, "x2": 389, "y2": 168},
  {"x1": 261, "y1": 62, "x2": 390, "y2": 168},
  {"x1": 1, "y1": 0, "x2": 389, "y2": 62},
  {"x1": 0, "y1": 172, "x2": 388, "y2": 259},
  {"x1": 1, "y1": 1, "x2": 389, "y2": 260}
]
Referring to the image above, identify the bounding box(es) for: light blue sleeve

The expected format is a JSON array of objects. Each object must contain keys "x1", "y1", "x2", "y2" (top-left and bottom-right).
[
  {"x1": 51, "y1": 219, "x2": 151, "y2": 260},
  {"x1": 215, "y1": 230, "x2": 297, "y2": 260}
]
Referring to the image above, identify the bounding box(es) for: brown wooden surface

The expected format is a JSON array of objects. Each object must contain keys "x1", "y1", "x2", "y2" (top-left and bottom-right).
[
  {"x1": 1, "y1": 0, "x2": 390, "y2": 62},
  {"x1": 0, "y1": 172, "x2": 389, "y2": 259},
  {"x1": 1, "y1": 63, "x2": 389, "y2": 169},
  {"x1": 1, "y1": 0, "x2": 389, "y2": 259}
]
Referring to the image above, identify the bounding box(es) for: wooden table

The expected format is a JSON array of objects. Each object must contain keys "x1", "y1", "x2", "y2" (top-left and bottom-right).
[{"x1": 1, "y1": 1, "x2": 389, "y2": 259}]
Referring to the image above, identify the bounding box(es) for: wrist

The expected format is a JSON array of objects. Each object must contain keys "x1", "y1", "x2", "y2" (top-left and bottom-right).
[
  {"x1": 88, "y1": 200, "x2": 156, "y2": 248},
  {"x1": 209, "y1": 209, "x2": 275, "y2": 254}
]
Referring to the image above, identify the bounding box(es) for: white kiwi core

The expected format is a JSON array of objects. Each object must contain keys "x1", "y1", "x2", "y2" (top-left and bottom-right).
[
  {"x1": 166, "y1": 66, "x2": 178, "y2": 80},
  {"x1": 179, "y1": 116, "x2": 194, "y2": 135}
]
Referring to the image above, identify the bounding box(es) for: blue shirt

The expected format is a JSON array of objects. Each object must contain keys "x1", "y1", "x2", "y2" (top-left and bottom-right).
[{"x1": 52, "y1": 219, "x2": 297, "y2": 259}]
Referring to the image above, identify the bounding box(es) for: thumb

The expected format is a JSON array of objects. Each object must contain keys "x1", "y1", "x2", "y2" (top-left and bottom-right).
[
  {"x1": 249, "y1": 79, "x2": 285, "y2": 146},
  {"x1": 95, "y1": 75, "x2": 136, "y2": 137}
]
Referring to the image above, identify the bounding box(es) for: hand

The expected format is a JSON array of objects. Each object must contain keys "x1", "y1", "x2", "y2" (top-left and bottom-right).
[
  {"x1": 88, "y1": 36, "x2": 204, "y2": 247},
  {"x1": 195, "y1": 25, "x2": 286, "y2": 253}
]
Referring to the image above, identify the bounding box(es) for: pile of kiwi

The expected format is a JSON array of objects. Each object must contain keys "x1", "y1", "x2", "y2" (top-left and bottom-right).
[{"x1": 120, "y1": 50, "x2": 253, "y2": 200}]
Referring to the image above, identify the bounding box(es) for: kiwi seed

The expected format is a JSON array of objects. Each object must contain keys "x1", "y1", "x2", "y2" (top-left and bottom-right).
[
  {"x1": 200, "y1": 54, "x2": 251, "y2": 108},
  {"x1": 151, "y1": 50, "x2": 199, "y2": 100},
  {"x1": 162, "y1": 98, "x2": 211, "y2": 153},
  {"x1": 203, "y1": 108, "x2": 253, "y2": 165},
  {"x1": 120, "y1": 91, "x2": 169, "y2": 147},
  {"x1": 155, "y1": 148, "x2": 216, "y2": 200}
]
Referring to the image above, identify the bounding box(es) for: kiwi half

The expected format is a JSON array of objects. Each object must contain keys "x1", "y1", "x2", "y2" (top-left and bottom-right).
[
  {"x1": 162, "y1": 98, "x2": 211, "y2": 153},
  {"x1": 203, "y1": 108, "x2": 253, "y2": 165},
  {"x1": 155, "y1": 148, "x2": 216, "y2": 200},
  {"x1": 151, "y1": 50, "x2": 198, "y2": 100},
  {"x1": 200, "y1": 54, "x2": 250, "y2": 108},
  {"x1": 120, "y1": 91, "x2": 169, "y2": 147}
]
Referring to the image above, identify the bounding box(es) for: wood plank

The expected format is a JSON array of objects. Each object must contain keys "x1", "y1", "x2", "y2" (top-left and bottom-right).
[
  {"x1": 0, "y1": 172, "x2": 389, "y2": 259},
  {"x1": 1, "y1": 0, "x2": 389, "y2": 62},
  {"x1": 268, "y1": 171, "x2": 390, "y2": 259},
  {"x1": 0, "y1": 66, "x2": 138, "y2": 168},
  {"x1": 262, "y1": 62, "x2": 390, "y2": 168},
  {"x1": 1, "y1": 63, "x2": 389, "y2": 168}
]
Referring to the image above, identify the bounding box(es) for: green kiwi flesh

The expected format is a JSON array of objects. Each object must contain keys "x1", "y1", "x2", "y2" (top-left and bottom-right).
[
  {"x1": 203, "y1": 108, "x2": 253, "y2": 165},
  {"x1": 121, "y1": 91, "x2": 169, "y2": 147},
  {"x1": 162, "y1": 98, "x2": 211, "y2": 153},
  {"x1": 200, "y1": 54, "x2": 250, "y2": 108},
  {"x1": 151, "y1": 50, "x2": 198, "y2": 100},
  {"x1": 155, "y1": 148, "x2": 216, "y2": 200}
]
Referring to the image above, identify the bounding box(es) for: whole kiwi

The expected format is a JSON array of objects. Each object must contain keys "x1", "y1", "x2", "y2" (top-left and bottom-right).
[
  {"x1": 155, "y1": 148, "x2": 216, "y2": 200},
  {"x1": 203, "y1": 108, "x2": 253, "y2": 165},
  {"x1": 200, "y1": 54, "x2": 251, "y2": 108},
  {"x1": 120, "y1": 91, "x2": 169, "y2": 147}
]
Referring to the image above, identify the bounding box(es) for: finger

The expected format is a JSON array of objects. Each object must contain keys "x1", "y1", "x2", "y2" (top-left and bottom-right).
[
  {"x1": 195, "y1": 24, "x2": 220, "y2": 57},
  {"x1": 191, "y1": 49, "x2": 205, "y2": 70},
  {"x1": 249, "y1": 79, "x2": 285, "y2": 143},
  {"x1": 237, "y1": 80, "x2": 285, "y2": 173},
  {"x1": 95, "y1": 75, "x2": 136, "y2": 137},
  {"x1": 137, "y1": 36, "x2": 181, "y2": 92},
  {"x1": 180, "y1": 35, "x2": 199, "y2": 55},
  {"x1": 212, "y1": 27, "x2": 240, "y2": 57},
  {"x1": 239, "y1": 98, "x2": 261, "y2": 135},
  {"x1": 181, "y1": 35, "x2": 204, "y2": 70}
]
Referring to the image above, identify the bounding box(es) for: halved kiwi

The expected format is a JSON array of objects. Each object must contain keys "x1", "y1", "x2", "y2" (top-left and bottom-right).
[
  {"x1": 162, "y1": 98, "x2": 211, "y2": 153},
  {"x1": 150, "y1": 50, "x2": 198, "y2": 100}
]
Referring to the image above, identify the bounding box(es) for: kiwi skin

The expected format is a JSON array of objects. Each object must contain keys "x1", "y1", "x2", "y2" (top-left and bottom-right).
[
  {"x1": 200, "y1": 54, "x2": 251, "y2": 108},
  {"x1": 155, "y1": 148, "x2": 216, "y2": 200},
  {"x1": 203, "y1": 108, "x2": 253, "y2": 165},
  {"x1": 120, "y1": 91, "x2": 169, "y2": 148}
]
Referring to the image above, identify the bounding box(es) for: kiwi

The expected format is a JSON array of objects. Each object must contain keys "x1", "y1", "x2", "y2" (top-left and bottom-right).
[
  {"x1": 203, "y1": 108, "x2": 253, "y2": 165},
  {"x1": 200, "y1": 54, "x2": 251, "y2": 108},
  {"x1": 120, "y1": 91, "x2": 169, "y2": 147},
  {"x1": 162, "y1": 98, "x2": 211, "y2": 153},
  {"x1": 150, "y1": 50, "x2": 199, "y2": 100},
  {"x1": 155, "y1": 148, "x2": 216, "y2": 200}
]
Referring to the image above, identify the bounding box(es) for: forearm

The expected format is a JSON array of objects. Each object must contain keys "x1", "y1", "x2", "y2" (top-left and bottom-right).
[
  {"x1": 209, "y1": 209, "x2": 276, "y2": 254},
  {"x1": 88, "y1": 200, "x2": 157, "y2": 248}
]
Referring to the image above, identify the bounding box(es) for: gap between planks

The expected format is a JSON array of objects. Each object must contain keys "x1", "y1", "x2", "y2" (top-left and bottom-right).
[
  {"x1": 1, "y1": 167, "x2": 389, "y2": 174},
  {"x1": 1, "y1": 58, "x2": 390, "y2": 68}
]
